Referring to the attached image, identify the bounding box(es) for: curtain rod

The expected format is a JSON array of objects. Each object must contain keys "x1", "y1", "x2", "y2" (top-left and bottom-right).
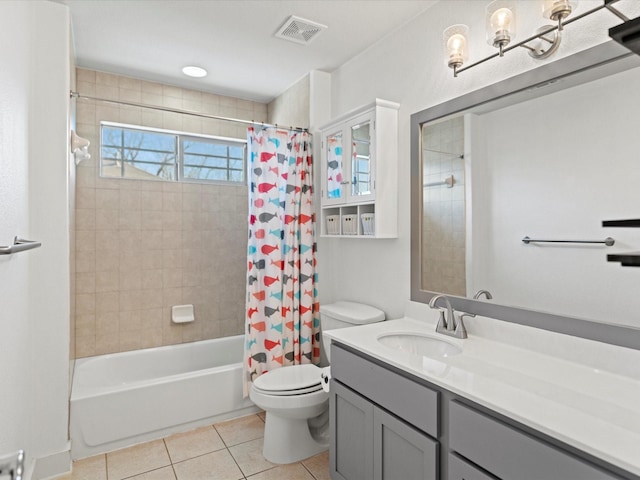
[{"x1": 69, "y1": 91, "x2": 309, "y2": 133}]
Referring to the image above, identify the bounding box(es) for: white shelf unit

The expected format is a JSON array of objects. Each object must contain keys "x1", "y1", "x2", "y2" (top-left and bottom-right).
[{"x1": 319, "y1": 99, "x2": 399, "y2": 238}]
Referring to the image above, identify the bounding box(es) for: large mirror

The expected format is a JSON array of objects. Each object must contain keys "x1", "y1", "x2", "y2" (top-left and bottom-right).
[{"x1": 411, "y1": 41, "x2": 640, "y2": 349}]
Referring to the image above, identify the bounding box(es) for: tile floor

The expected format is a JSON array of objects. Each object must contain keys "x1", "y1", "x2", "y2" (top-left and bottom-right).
[{"x1": 59, "y1": 413, "x2": 329, "y2": 480}]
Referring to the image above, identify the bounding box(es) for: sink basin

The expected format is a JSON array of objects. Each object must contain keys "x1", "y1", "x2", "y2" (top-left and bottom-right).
[{"x1": 377, "y1": 333, "x2": 462, "y2": 358}]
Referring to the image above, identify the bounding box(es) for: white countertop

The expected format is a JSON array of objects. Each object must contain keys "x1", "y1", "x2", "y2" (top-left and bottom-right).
[{"x1": 325, "y1": 301, "x2": 640, "y2": 476}]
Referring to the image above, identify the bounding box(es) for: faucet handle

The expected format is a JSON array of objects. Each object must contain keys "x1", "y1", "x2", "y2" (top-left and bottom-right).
[
  {"x1": 435, "y1": 310, "x2": 448, "y2": 334},
  {"x1": 454, "y1": 312, "x2": 469, "y2": 339}
]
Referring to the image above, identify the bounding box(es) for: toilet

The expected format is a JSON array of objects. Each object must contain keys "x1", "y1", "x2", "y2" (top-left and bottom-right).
[{"x1": 249, "y1": 301, "x2": 385, "y2": 464}]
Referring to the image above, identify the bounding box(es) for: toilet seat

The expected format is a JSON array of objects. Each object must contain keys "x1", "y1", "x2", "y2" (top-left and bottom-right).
[{"x1": 252, "y1": 364, "x2": 322, "y2": 396}]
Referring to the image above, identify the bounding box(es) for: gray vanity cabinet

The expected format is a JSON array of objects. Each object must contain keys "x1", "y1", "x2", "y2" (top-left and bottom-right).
[
  {"x1": 448, "y1": 401, "x2": 621, "y2": 480},
  {"x1": 330, "y1": 381, "x2": 374, "y2": 480},
  {"x1": 373, "y1": 407, "x2": 438, "y2": 480},
  {"x1": 448, "y1": 454, "x2": 497, "y2": 480},
  {"x1": 330, "y1": 342, "x2": 636, "y2": 480},
  {"x1": 330, "y1": 345, "x2": 439, "y2": 480}
]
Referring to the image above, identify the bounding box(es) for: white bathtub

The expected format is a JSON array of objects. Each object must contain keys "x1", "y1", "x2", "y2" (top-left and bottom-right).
[{"x1": 70, "y1": 335, "x2": 258, "y2": 459}]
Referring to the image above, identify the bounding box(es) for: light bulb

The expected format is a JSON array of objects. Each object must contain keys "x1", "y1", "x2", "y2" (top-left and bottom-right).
[
  {"x1": 447, "y1": 34, "x2": 465, "y2": 62},
  {"x1": 490, "y1": 8, "x2": 513, "y2": 32},
  {"x1": 486, "y1": 1, "x2": 516, "y2": 50},
  {"x1": 443, "y1": 25, "x2": 469, "y2": 71}
]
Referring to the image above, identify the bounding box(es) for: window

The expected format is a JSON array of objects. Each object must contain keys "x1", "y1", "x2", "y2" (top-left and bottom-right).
[{"x1": 100, "y1": 122, "x2": 246, "y2": 184}]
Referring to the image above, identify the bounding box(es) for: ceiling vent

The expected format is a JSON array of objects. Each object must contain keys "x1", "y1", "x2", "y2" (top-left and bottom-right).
[{"x1": 275, "y1": 15, "x2": 327, "y2": 45}]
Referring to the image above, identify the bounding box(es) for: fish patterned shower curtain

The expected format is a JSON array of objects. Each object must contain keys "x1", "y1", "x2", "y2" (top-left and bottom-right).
[{"x1": 244, "y1": 126, "x2": 319, "y2": 395}]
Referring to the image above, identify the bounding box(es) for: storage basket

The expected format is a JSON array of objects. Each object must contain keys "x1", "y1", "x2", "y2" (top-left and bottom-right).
[
  {"x1": 361, "y1": 213, "x2": 375, "y2": 235},
  {"x1": 342, "y1": 214, "x2": 359, "y2": 235},
  {"x1": 326, "y1": 215, "x2": 340, "y2": 235}
]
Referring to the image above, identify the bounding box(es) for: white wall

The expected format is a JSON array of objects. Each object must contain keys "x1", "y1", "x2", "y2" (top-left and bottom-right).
[
  {"x1": 320, "y1": 0, "x2": 640, "y2": 319},
  {"x1": 268, "y1": 74, "x2": 310, "y2": 127},
  {"x1": 0, "y1": 2, "x2": 71, "y2": 478}
]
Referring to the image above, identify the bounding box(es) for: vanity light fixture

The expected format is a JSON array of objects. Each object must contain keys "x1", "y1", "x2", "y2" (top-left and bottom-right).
[
  {"x1": 182, "y1": 65, "x2": 207, "y2": 78},
  {"x1": 445, "y1": 0, "x2": 630, "y2": 77}
]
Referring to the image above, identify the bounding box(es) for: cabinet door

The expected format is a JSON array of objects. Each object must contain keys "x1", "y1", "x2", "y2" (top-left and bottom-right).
[
  {"x1": 373, "y1": 407, "x2": 438, "y2": 480},
  {"x1": 347, "y1": 112, "x2": 376, "y2": 203},
  {"x1": 322, "y1": 126, "x2": 347, "y2": 206},
  {"x1": 330, "y1": 381, "x2": 374, "y2": 480}
]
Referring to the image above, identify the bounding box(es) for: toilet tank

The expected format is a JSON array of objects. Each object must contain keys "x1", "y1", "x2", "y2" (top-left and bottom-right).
[{"x1": 320, "y1": 301, "x2": 385, "y2": 365}]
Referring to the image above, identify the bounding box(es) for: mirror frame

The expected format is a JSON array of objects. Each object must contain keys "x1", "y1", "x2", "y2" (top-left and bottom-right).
[{"x1": 411, "y1": 41, "x2": 640, "y2": 350}]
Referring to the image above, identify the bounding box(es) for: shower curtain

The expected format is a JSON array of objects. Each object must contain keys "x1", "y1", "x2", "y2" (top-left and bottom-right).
[{"x1": 244, "y1": 126, "x2": 319, "y2": 395}]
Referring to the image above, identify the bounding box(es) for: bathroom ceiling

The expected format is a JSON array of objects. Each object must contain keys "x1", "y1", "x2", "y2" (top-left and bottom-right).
[{"x1": 56, "y1": 0, "x2": 438, "y2": 103}]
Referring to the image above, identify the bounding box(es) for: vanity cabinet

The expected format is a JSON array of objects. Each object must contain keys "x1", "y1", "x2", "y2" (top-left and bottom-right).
[
  {"x1": 330, "y1": 343, "x2": 634, "y2": 480},
  {"x1": 320, "y1": 99, "x2": 399, "y2": 238},
  {"x1": 330, "y1": 345, "x2": 438, "y2": 480},
  {"x1": 448, "y1": 401, "x2": 620, "y2": 480}
]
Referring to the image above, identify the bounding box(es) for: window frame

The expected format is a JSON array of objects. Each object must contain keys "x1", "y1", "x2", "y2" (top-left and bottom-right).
[{"x1": 99, "y1": 121, "x2": 247, "y2": 185}]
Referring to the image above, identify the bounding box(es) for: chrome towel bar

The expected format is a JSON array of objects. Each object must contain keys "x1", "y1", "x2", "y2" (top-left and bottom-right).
[
  {"x1": 423, "y1": 175, "x2": 454, "y2": 188},
  {"x1": 0, "y1": 237, "x2": 42, "y2": 255},
  {"x1": 522, "y1": 236, "x2": 615, "y2": 247}
]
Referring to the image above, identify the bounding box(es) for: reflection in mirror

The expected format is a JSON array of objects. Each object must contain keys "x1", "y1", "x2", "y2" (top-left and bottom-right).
[
  {"x1": 351, "y1": 121, "x2": 371, "y2": 196},
  {"x1": 326, "y1": 130, "x2": 344, "y2": 200},
  {"x1": 421, "y1": 117, "x2": 466, "y2": 296},
  {"x1": 411, "y1": 42, "x2": 640, "y2": 349}
]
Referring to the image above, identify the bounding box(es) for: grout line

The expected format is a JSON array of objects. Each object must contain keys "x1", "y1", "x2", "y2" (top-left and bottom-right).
[
  {"x1": 120, "y1": 465, "x2": 175, "y2": 480},
  {"x1": 104, "y1": 453, "x2": 111, "y2": 480},
  {"x1": 300, "y1": 461, "x2": 316, "y2": 479},
  {"x1": 226, "y1": 445, "x2": 248, "y2": 479},
  {"x1": 162, "y1": 438, "x2": 173, "y2": 464},
  {"x1": 161, "y1": 439, "x2": 178, "y2": 480}
]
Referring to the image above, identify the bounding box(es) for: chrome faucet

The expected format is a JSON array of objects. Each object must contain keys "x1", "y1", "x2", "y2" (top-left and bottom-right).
[
  {"x1": 473, "y1": 289, "x2": 493, "y2": 300},
  {"x1": 428, "y1": 294, "x2": 467, "y2": 339}
]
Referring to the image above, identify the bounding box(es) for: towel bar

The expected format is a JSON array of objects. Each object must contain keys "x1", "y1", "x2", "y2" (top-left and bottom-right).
[
  {"x1": 0, "y1": 237, "x2": 42, "y2": 255},
  {"x1": 522, "y1": 236, "x2": 615, "y2": 246}
]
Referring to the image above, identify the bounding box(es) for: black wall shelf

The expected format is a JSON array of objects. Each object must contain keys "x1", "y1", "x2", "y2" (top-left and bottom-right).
[
  {"x1": 608, "y1": 252, "x2": 640, "y2": 267},
  {"x1": 602, "y1": 219, "x2": 640, "y2": 227},
  {"x1": 602, "y1": 219, "x2": 640, "y2": 266}
]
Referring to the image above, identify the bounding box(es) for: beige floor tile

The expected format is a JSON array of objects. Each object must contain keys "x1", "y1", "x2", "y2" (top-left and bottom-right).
[
  {"x1": 164, "y1": 425, "x2": 226, "y2": 463},
  {"x1": 246, "y1": 463, "x2": 315, "y2": 480},
  {"x1": 228, "y1": 437, "x2": 275, "y2": 477},
  {"x1": 301, "y1": 450, "x2": 330, "y2": 480},
  {"x1": 106, "y1": 440, "x2": 171, "y2": 480},
  {"x1": 257, "y1": 411, "x2": 266, "y2": 422},
  {"x1": 173, "y1": 450, "x2": 244, "y2": 480},
  {"x1": 70, "y1": 454, "x2": 107, "y2": 480},
  {"x1": 214, "y1": 414, "x2": 264, "y2": 446},
  {"x1": 127, "y1": 466, "x2": 177, "y2": 479}
]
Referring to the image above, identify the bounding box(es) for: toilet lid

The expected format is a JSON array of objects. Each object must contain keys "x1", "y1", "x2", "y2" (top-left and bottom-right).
[
  {"x1": 252, "y1": 382, "x2": 324, "y2": 397},
  {"x1": 253, "y1": 364, "x2": 322, "y2": 392}
]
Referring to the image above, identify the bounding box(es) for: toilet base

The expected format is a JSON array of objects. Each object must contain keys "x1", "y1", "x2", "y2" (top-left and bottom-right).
[{"x1": 262, "y1": 411, "x2": 329, "y2": 464}]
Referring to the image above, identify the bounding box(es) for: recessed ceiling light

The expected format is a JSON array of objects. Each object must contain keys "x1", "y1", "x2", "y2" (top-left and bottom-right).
[{"x1": 182, "y1": 66, "x2": 207, "y2": 78}]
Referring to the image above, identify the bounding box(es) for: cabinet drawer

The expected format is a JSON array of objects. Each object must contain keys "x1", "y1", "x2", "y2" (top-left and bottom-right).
[
  {"x1": 331, "y1": 344, "x2": 438, "y2": 437},
  {"x1": 448, "y1": 453, "x2": 497, "y2": 480},
  {"x1": 449, "y1": 401, "x2": 621, "y2": 480}
]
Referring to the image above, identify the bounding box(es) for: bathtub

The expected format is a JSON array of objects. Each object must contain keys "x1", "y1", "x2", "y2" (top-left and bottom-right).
[{"x1": 70, "y1": 335, "x2": 258, "y2": 459}]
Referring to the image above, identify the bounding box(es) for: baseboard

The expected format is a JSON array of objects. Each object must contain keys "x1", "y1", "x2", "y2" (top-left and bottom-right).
[{"x1": 31, "y1": 448, "x2": 71, "y2": 480}]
